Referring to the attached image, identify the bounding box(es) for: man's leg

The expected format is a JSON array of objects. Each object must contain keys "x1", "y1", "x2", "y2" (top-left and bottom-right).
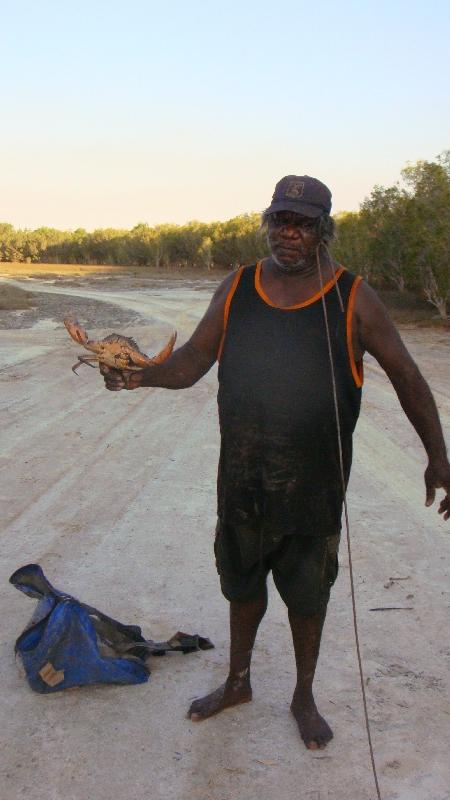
[
  {"x1": 188, "y1": 586, "x2": 268, "y2": 721},
  {"x1": 289, "y1": 607, "x2": 333, "y2": 749},
  {"x1": 272, "y1": 533, "x2": 339, "y2": 749}
]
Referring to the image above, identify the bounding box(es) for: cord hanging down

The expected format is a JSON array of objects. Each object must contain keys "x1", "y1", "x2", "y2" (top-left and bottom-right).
[{"x1": 316, "y1": 245, "x2": 382, "y2": 800}]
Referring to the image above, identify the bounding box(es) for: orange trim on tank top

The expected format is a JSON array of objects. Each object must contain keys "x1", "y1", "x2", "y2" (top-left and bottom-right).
[
  {"x1": 346, "y1": 275, "x2": 364, "y2": 388},
  {"x1": 217, "y1": 265, "x2": 245, "y2": 361},
  {"x1": 255, "y1": 260, "x2": 345, "y2": 310}
]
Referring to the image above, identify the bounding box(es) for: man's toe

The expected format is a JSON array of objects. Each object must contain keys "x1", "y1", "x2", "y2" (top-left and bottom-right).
[
  {"x1": 188, "y1": 700, "x2": 200, "y2": 715},
  {"x1": 306, "y1": 740, "x2": 319, "y2": 750}
]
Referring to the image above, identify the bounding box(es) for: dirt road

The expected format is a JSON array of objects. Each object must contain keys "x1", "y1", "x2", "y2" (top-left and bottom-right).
[{"x1": 1, "y1": 276, "x2": 449, "y2": 800}]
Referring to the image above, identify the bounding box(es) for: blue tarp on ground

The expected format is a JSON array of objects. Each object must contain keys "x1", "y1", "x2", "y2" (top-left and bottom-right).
[{"x1": 10, "y1": 563, "x2": 213, "y2": 693}]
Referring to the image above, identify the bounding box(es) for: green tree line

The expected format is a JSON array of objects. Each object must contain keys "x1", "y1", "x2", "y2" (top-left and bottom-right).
[
  {"x1": 0, "y1": 214, "x2": 267, "y2": 274},
  {"x1": 1, "y1": 153, "x2": 448, "y2": 317},
  {"x1": 332, "y1": 152, "x2": 449, "y2": 319}
]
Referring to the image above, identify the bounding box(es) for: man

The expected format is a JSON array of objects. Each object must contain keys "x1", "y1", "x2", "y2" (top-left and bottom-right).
[{"x1": 101, "y1": 175, "x2": 450, "y2": 750}]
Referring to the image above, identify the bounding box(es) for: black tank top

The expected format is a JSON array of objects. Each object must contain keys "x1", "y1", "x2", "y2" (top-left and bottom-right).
[{"x1": 217, "y1": 262, "x2": 363, "y2": 541}]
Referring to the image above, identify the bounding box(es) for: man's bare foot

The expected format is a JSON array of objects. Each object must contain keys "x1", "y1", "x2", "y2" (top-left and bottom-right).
[
  {"x1": 188, "y1": 675, "x2": 252, "y2": 721},
  {"x1": 290, "y1": 695, "x2": 333, "y2": 750}
]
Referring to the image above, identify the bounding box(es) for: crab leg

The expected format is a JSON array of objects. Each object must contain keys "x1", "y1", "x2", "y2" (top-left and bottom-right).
[{"x1": 72, "y1": 355, "x2": 100, "y2": 374}]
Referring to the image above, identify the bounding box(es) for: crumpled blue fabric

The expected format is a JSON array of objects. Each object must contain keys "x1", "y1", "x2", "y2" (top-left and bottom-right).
[{"x1": 10, "y1": 564, "x2": 213, "y2": 693}]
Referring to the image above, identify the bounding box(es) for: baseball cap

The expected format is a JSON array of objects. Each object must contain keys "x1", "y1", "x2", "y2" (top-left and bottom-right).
[{"x1": 264, "y1": 175, "x2": 332, "y2": 218}]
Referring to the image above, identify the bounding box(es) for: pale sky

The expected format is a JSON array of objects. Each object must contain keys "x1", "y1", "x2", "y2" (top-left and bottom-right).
[{"x1": 1, "y1": 0, "x2": 449, "y2": 230}]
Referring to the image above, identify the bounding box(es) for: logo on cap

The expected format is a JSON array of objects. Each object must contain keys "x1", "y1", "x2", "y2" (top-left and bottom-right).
[{"x1": 284, "y1": 180, "x2": 305, "y2": 199}]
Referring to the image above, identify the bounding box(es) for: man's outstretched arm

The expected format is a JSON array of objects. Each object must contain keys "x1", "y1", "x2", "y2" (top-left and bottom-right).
[
  {"x1": 101, "y1": 273, "x2": 235, "y2": 391},
  {"x1": 354, "y1": 282, "x2": 450, "y2": 521}
]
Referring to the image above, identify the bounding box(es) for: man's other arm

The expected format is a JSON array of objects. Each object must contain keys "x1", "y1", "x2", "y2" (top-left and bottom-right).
[{"x1": 354, "y1": 281, "x2": 450, "y2": 520}]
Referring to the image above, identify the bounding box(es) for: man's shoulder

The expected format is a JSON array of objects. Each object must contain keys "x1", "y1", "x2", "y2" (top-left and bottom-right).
[
  {"x1": 338, "y1": 266, "x2": 360, "y2": 285},
  {"x1": 215, "y1": 264, "x2": 255, "y2": 295},
  {"x1": 207, "y1": 267, "x2": 246, "y2": 311},
  {"x1": 352, "y1": 278, "x2": 391, "y2": 325}
]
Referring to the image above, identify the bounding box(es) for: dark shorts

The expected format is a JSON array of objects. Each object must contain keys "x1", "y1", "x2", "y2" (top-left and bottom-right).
[{"x1": 214, "y1": 522, "x2": 340, "y2": 617}]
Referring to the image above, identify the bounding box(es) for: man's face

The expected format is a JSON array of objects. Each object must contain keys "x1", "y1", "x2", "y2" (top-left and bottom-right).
[{"x1": 266, "y1": 211, "x2": 320, "y2": 272}]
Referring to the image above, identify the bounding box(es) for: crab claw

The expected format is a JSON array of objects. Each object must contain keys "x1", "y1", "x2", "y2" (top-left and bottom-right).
[
  {"x1": 149, "y1": 331, "x2": 177, "y2": 365},
  {"x1": 64, "y1": 317, "x2": 89, "y2": 346}
]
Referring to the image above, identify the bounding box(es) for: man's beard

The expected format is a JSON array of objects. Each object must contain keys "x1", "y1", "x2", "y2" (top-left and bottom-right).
[{"x1": 271, "y1": 252, "x2": 310, "y2": 274}]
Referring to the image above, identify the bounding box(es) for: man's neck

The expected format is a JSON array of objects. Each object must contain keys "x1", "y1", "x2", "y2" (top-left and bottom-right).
[
  {"x1": 265, "y1": 248, "x2": 334, "y2": 282},
  {"x1": 269, "y1": 258, "x2": 317, "y2": 280},
  {"x1": 259, "y1": 251, "x2": 340, "y2": 308}
]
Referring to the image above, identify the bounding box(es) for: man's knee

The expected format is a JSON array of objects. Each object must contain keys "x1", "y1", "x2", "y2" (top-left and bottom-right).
[
  {"x1": 273, "y1": 533, "x2": 340, "y2": 617},
  {"x1": 223, "y1": 579, "x2": 268, "y2": 609}
]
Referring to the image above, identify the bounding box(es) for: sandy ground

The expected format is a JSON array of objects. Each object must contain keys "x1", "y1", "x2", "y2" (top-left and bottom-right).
[{"x1": 0, "y1": 275, "x2": 449, "y2": 800}]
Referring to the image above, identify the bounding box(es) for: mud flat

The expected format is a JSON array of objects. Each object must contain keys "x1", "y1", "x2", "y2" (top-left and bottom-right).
[{"x1": 0, "y1": 275, "x2": 449, "y2": 800}]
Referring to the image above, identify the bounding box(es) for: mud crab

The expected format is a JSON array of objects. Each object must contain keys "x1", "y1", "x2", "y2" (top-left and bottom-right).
[{"x1": 64, "y1": 317, "x2": 177, "y2": 376}]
